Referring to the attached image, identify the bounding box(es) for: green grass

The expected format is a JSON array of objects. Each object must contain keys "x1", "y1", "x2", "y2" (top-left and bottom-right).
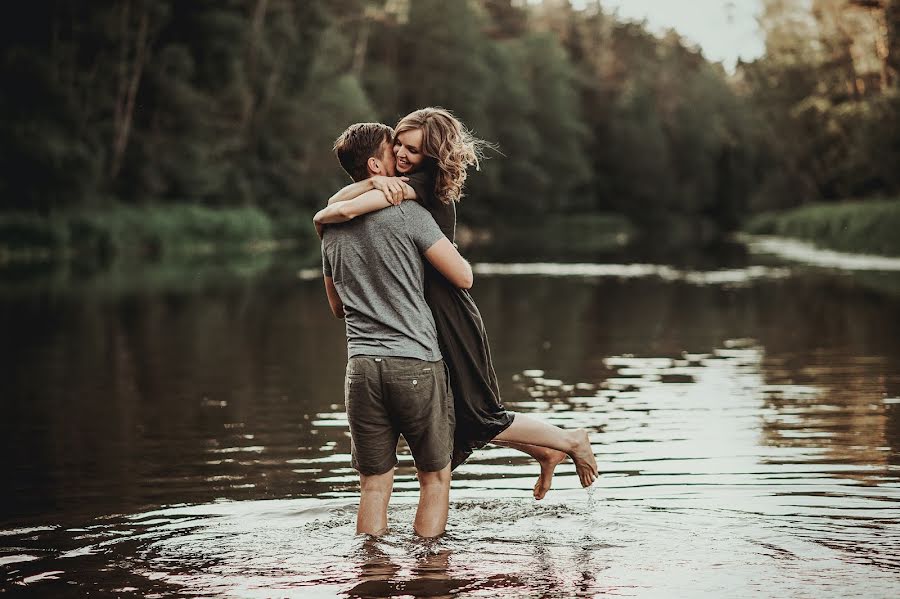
[
  {"x1": 0, "y1": 204, "x2": 317, "y2": 264},
  {"x1": 744, "y1": 198, "x2": 900, "y2": 257}
]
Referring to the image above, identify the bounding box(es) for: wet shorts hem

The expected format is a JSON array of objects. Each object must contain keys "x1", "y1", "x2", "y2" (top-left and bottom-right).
[
  {"x1": 354, "y1": 457, "x2": 398, "y2": 476},
  {"x1": 413, "y1": 456, "x2": 452, "y2": 472}
]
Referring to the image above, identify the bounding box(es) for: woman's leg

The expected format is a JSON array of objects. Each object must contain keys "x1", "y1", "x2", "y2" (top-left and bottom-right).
[
  {"x1": 493, "y1": 414, "x2": 598, "y2": 488},
  {"x1": 492, "y1": 440, "x2": 567, "y2": 500}
]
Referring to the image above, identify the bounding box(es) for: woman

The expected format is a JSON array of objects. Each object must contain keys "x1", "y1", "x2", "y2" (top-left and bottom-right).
[{"x1": 315, "y1": 108, "x2": 597, "y2": 499}]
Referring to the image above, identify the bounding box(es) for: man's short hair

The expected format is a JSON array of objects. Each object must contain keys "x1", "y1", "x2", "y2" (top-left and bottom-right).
[{"x1": 333, "y1": 123, "x2": 394, "y2": 182}]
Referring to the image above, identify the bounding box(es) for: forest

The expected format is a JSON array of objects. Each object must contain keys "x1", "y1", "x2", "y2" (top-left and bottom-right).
[{"x1": 1, "y1": 0, "x2": 898, "y2": 258}]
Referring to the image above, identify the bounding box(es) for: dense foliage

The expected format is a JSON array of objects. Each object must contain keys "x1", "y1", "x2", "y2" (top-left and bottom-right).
[
  {"x1": 1, "y1": 0, "x2": 898, "y2": 239},
  {"x1": 746, "y1": 199, "x2": 900, "y2": 256},
  {"x1": 740, "y1": 0, "x2": 900, "y2": 213}
]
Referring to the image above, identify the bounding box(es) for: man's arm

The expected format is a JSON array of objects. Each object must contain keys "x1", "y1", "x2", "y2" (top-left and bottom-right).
[
  {"x1": 424, "y1": 238, "x2": 473, "y2": 289},
  {"x1": 324, "y1": 276, "x2": 345, "y2": 318}
]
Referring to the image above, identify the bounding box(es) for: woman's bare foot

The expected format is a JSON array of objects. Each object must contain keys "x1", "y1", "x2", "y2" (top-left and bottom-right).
[
  {"x1": 568, "y1": 429, "x2": 599, "y2": 488},
  {"x1": 533, "y1": 449, "x2": 567, "y2": 500}
]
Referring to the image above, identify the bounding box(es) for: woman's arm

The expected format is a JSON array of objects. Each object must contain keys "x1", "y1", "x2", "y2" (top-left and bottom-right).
[
  {"x1": 327, "y1": 180, "x2": 374, "y2": 205},
  {"x1": 314, "y1": 182, "x2": 418, "y2": 225},
  {"x1": 314, "y1": 189, "x2": 393, "y2": 225},
  {"x1": 327, "y1": 176, "x2": 409, "y2": 205},
  {"x1": 314, "y1": 178, "x2": 418, "y2": 239}
]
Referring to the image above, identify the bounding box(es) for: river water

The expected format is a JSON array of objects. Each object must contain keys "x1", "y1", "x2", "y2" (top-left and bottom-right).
[{"x1": 1, "y1": 241, "x2": 898, "y2": 597}]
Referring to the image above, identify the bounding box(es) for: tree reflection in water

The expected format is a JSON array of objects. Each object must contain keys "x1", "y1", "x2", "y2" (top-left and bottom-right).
[{"x1": 1, "y1": 254, "x2": 899, "y2": 596}]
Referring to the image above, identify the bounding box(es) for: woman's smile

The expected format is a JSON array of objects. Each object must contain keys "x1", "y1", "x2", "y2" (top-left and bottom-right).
[{"x1": 394, "y1": 128, "x2": 426, "y2": 173}]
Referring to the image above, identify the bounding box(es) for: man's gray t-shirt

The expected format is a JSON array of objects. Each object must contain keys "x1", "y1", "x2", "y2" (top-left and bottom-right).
[{"x1": 322, "y1": 201, "x2": 445, "y2": 361}]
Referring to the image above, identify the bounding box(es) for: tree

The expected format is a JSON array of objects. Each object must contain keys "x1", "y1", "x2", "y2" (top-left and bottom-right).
[{"x1": 518, "y1": 32, "x2": 591, "y2": 211}]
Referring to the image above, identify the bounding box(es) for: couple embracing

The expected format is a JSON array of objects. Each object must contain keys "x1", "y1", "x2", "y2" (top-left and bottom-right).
[{"x1": 314, "y1": 107, "x2": 598, "y2": 538}]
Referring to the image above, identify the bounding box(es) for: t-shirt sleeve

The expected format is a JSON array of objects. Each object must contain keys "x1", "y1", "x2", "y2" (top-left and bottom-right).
[
  {"x1": 402, "y1": 203, "x2": 446, "y2": 253},
  {"x1": 404, "y1": 171, "x2": 437, "y2": 209}
]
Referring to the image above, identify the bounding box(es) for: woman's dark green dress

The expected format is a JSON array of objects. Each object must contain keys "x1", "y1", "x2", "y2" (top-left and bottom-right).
[{"x1": 405, "y1": 171, "x2": 515, "y2": 469}]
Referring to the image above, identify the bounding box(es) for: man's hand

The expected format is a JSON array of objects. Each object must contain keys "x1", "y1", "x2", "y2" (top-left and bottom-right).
[{"x1": 371, "y1": 176, "x2": 410, "y2": 205}]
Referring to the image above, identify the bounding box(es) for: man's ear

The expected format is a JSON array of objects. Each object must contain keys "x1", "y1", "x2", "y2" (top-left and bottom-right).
[{"x1": 367, "y1": 156, "x2": 383, "y2": 176}]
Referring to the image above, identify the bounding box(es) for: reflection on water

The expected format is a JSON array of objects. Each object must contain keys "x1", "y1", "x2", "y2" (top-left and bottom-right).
[
  {"x1": 742, "y1": 234, "x2": 900, "y2": 271},
  {"x1": 1, "y1": 248, "x2": 899, "y2": 597}
]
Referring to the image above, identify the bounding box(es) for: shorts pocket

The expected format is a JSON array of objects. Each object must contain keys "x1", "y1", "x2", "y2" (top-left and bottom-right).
[
  {"x1": 386, "y1": 374, "x2": 435, "y2": 424},
  {"x1": 344, "y1": 373, "x2": 370, "y2": 414},
  {"x1": 345, "y1": 372, "x2": 366, "y2": 389},
  {"x1": 387, "y1": 373, "x2": 434, "y2": 398}
]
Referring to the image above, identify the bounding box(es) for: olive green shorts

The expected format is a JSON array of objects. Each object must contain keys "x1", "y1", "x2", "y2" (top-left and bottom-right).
[{"x1": 344, "y1": 356, "x2": 455, "y2": 475}]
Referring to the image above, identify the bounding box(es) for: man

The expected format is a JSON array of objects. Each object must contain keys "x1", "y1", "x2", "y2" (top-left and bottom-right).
[{"x1": 316, "y1": 123, "x2": 473, "y2": 538}]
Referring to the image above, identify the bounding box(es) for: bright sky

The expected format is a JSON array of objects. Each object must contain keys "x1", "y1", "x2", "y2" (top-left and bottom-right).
[{"x1": 597, "y1": 0, "x2": 766, "y2": 71}]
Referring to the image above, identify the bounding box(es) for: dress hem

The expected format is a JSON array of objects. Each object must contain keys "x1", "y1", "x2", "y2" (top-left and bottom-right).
[{"x1": 450, "y1": 412, "x2": 516, "y2": 471}]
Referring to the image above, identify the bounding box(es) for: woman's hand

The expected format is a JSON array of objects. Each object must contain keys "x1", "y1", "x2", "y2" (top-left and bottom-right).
[{"x1": 370, "y1": 176, "x2": 410, "y2": 205}]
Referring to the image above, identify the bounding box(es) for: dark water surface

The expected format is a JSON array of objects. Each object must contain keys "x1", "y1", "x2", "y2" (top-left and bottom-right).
[{"x1": 1, "y1": 243, "x2": 899, "y2": 597}]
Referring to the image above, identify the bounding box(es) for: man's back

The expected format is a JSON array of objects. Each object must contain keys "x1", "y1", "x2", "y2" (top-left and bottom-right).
[{"x1": 322, "y1": 201, "x2": 444, "y2": 361}]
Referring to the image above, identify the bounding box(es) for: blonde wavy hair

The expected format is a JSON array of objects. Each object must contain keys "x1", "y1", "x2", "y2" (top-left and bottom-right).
[{"x1": 394, "y1": 107, "x2": 489, "y2": 205}]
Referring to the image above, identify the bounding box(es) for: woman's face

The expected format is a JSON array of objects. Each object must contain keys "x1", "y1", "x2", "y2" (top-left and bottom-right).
[{"x1": 393, "y1": 128, "x2": 426, "y2": 174}]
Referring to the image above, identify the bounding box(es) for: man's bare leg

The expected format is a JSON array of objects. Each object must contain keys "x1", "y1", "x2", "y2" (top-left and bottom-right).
[
  {"x1": 493, "y1": 440, "x2": 567, "y2": 500},
  {"x1": 493, "y1": 414, "x2": 598, "y2": 488},
  {"x1": 357, "y1": 468, "x2": 395, "y2": 535},
  {"x1": 414, "y1": 465, "x2": 451, "y2": 538}
]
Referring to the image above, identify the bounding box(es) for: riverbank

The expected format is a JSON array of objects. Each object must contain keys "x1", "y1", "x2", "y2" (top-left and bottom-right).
[
  {"x1": 0, "y1": 205, "x2": 317, "y2": 265},
  {"x1": 459, "y1": 213, "x2": 636, "y2": 261},
  {"x1": 743, "y1": 198, "x2": 900, "y2": 257},
  {"x1": 1, "y1": 207, "x2": 636, "y2": 267}
]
